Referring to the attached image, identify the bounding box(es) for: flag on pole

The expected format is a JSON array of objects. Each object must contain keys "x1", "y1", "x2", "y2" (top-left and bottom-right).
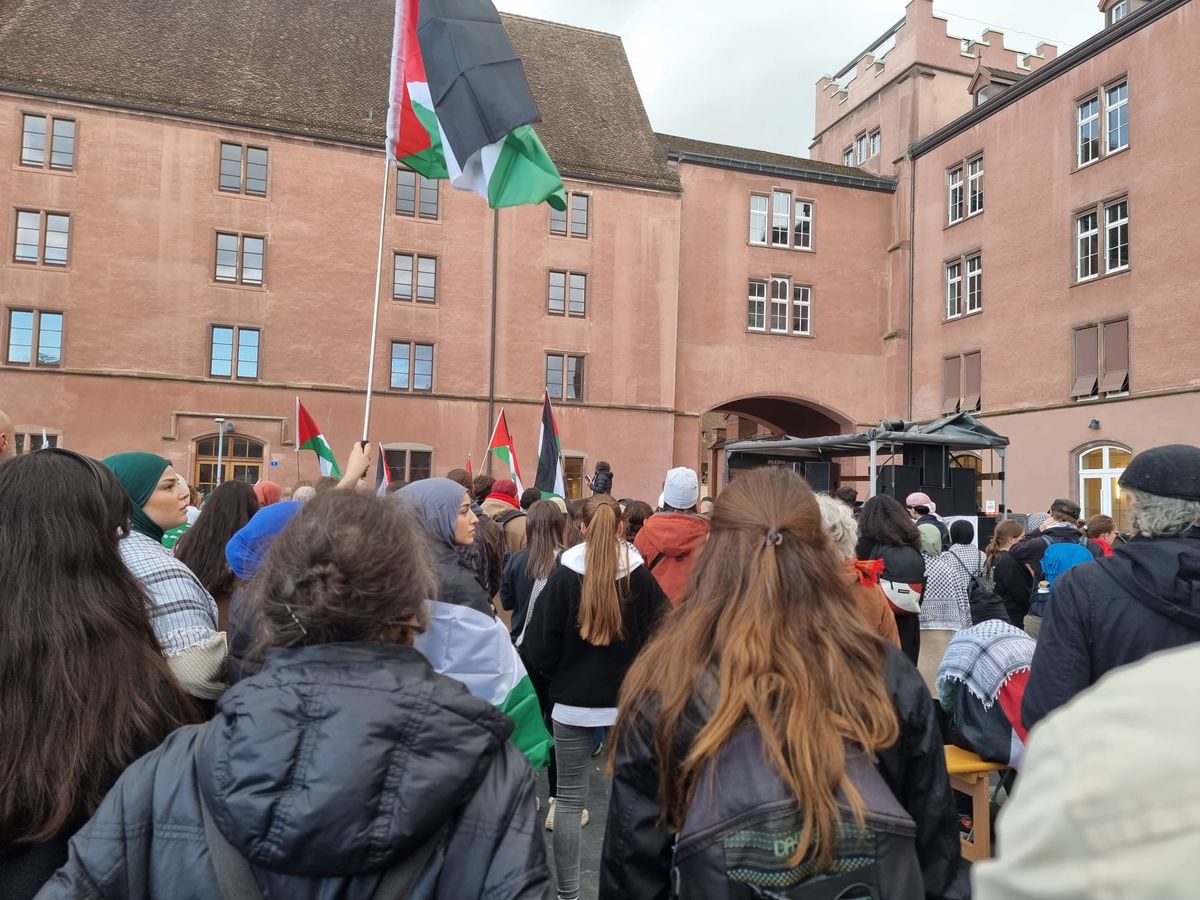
[
  {"x1": 41, "y1": 428, "x2": 49, "y2": 450},
  {"x1": 386, "y1": 0, "x2": 566, "y2": 210},
  {"x1": 375, "y1": 442, "x2": 392, "y2": 497},
  {"x1": 466, "y1": 452, "x2": 473, "y2": 480},
  {"x1": 487, "y1": 410, "x2": 525, "y2": 495},
  {"x1": 295, "y1": 398, "x2": 342, "y2": 478},
  {"x1": 415, "y1": 600, "x2": 553, "y2": 769},
  {"x1": 534, "y1": 392, "x2": 565, "y2": 498}
]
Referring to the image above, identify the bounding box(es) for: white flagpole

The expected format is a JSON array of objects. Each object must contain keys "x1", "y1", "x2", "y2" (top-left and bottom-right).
[{"x1": 362, "y1": 156, "x2": 392, "y2": 441}]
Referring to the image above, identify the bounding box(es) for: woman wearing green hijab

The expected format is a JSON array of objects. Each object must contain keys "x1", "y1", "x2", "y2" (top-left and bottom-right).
[{"x1": 103, "y1": 453, "x2": 227, "y2": 706}]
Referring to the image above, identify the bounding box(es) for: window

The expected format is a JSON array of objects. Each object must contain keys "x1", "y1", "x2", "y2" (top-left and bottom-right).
[
  {"x1": 771, "y1": 191, "x2": 790, "y2": 246},
  {"x1": 1073, "y1": 318, "x2": 1130, "y2": 399},
  {"x1": 218, "y1": 143, "x2": 268, "y2": 196},
  {"x1": 390, "y1": 340, "x2": 434, "y2": 391},
  {"x1": 214, "y1": 232, "x2": 264, "y2": 285},
  {"x1": 947, "y1": 166, "x2": 964, "y2": 224},
  {"x1": 942, "y1": 352, "x2": 982, "y2": 414},
  {"x1": 6, "y1": 309, "x2": 63, "y2": 367},
  {"x1": 382, "y1": 445, "x2": 434, "y2": 484},
  {"x1": 747, "y1": 280, "x2": 766, "y2": 331},
  {"x1": 748, "y1": 194, "x2": 768, "y2": 244},
  {"x1": 1077, "y1": 96, "x2": 1101, "y2": 166},
  {"x1": 395, "y1": 167, "x2": 439, "y2": 218},
  {"x1": 546, "y1": 353, "x2": 584, "y2": 401},
  {"x1": 13, "y1": 431, "x2": 60, "y2": 454},
  {"x1": 1076, "y1": 211, "x2": 1099, "y2": 281},
  {"x1": 842, "y1": 147, "x2": 854, "y2": 167},
  {"x1": 793, "y1": 200, "x2": 813, "y2": 250},
  {"x1": 548, "y1": 271, "x2": 586, "y2": 317},
  {"x1": 1079, "y1": 444, "x2": 1133, "y2": 533},
  {"x1": 21, "y1": 114, "x2": 75, "y2": 170},
  {"x1": 209, "y1": 325, "x2": 260, "y2": 380},
  {"x1": 1109, "y1": 1, "x2": 1130, "y2": 25},
  {"x1": 855, "y1": 133, "x2": 868, "y2": 163},
  {"x1": 974, "y1": 85, "x2": 994, "y2": 107},
  {"x1": 792, "y1": 284, "x2": 812, "y2": 336},
  {"x1": 869, "y1": 129, "x2": 881, "y2": 158},
  {"x1": 1104, "y1": 199, "x2": 1129, "y2": 272},
  {"x1": 945, "y1": 260, "x2": 963, "y2": 319},
  {"x1": 769, "y1": 278, "x2": 788, "y2": 333},
  {"x1": 965, "y1": 254, "x2": 982, "y2": 314},
  {"x1": 967, "y1": 157, "x2": 984, "y2": 216},
  {"x1": 551, "y1": 191, "x2": 589, "y2": 238},
  {"x1": 563, "y1": 454, "x2": 586, "y2": 500},
  {"x1": 14, "y1": 210, "x2": 70, "y2": 266},
  {"x1": 1105, "y1": 82, "x2": 1129, "y2": 152},
  {"x1": 193, "y1": 435, "x2": 264, "y2": 495},
  {"x1": 392, "y1": 252, "x2": 437, "y2": 302}
]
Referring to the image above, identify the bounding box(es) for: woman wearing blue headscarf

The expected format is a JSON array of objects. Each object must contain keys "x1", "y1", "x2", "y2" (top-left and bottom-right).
[
  {"x1": 398, "y1": 478, "x2": 490, "y2": 616},
  {"x1": 103, "y1": 452, "x2": 226, "y2": 706}
]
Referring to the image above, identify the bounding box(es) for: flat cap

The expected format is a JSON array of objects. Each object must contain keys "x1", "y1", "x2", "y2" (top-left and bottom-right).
[{"x1": 1118, "y1": 444, "x2": 1200, "y2": 501}]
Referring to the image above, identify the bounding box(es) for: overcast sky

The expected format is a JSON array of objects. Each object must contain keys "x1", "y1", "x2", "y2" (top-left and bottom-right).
[{"x1": 495, "y1": 0, "x2": 1104, "y2": 156}]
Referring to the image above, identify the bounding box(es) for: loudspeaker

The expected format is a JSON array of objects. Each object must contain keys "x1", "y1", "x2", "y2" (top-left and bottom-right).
[
  {"x1": 877, "y1": 465, "x2": 920, "y2": 502},
  {"x1": 924, "y1": 486, "x2": 953, "y2": 517},
  {"x1": 950, "y1": 467, "x2": 978, "y2": 516},
  {"x1": 907, "y1": 445, "x2": 950, "y2": 488},
  {"x1": 975, "y1": 515, "x2": 997, "y2": 550},
  {"x1": 804, "y1": 461, "x2": 839, "y2": 494}
]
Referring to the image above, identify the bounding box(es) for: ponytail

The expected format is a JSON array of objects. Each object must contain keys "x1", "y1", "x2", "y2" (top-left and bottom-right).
[{"x1": 579, "y1": 495, "x2": 626, "y2": 646}]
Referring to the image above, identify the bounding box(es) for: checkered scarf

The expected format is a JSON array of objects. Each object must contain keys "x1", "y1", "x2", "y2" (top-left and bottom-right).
[
  {"x1": 119, "y1": 531, "x2": 219, "y2": 656},
  {"x1": 920, "y1": 544, "x2": 985, "y2": 632},
  {"x1": 936, "y1": 620, "x2": 1035, "y2": 708}
]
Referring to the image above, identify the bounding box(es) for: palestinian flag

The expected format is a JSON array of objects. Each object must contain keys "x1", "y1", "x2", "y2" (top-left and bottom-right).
[
  {"x1": 386, "y1": 0, "x2": 566, "y2": 210},
  {"x1": 295, "y1": 398, "x2": 342, "y2": 478},
  {"x1": 534, "y1": 392, "x2": 565, "y2": 499},
  {"x1": 487, "y1": 409, "x2": 525, "y2": 494},
  {"x1": 415, "y1": 600, "x2": 553, "y2": 769},
  {"x1": 375, "y1": 442, "x2": 392, "y2": 497}
]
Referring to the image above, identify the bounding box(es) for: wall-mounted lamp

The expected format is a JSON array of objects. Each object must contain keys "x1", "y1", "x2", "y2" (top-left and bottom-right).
[{"x1": 1088, "y1": 419, "x2": 1101, "y2": 430}]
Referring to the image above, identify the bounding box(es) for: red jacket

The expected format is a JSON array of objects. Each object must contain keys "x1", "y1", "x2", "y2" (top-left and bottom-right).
[{"x1": 633, "y1": 513, "x2": 710, "y2": 606}]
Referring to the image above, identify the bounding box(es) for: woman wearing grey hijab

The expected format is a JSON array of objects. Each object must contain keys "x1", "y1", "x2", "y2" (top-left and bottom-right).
[{"x1": 397, "y1": 478, "x2": 492, "y2": 616}]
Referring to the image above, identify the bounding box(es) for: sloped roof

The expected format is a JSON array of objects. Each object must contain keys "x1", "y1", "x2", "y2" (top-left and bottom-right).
[
  {"x1": 658, "y1": 133, "x2": 896, "y2": 191},
  {"x1": 0, "y1": 0, "x2": 679, "y2": 192},
  {"x1": 726, "y1": 413, "x2": 1009, "y2": 458}
]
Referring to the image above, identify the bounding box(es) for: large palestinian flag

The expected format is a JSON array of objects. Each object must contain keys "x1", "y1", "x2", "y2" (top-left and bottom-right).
[
  {"x1": 534, "y1": 391, "x2": 566, "y2": 498},
  {"x1": 387, "y1": 0, "x2": 566, "y2": 210},
  {"x1": 415, "y1": 600, "x2": 553, "y2": 769}
]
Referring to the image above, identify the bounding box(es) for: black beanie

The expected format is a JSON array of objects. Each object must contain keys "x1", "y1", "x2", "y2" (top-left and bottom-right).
[{"x1": 1118, "y1": 444, "x2": 1200, "y2": 501}]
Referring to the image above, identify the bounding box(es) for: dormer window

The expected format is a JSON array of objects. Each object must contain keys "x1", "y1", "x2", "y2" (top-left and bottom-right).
[
  {"x1": 975, "y1": 85, "x2": 993, "y2": 107},
  {"x1": 1109, "y1": 1, "x2": 1130, "y2": 24}
]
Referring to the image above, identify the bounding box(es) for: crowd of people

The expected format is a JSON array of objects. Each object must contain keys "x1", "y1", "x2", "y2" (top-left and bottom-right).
[{"x1": 2, "y1": 401, "x2": 1199, "y2": 899}]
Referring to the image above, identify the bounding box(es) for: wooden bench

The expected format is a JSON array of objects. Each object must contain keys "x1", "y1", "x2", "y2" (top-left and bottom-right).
[{"x1": 944, "y1": 744, "x2": 1007, "y2": 861}]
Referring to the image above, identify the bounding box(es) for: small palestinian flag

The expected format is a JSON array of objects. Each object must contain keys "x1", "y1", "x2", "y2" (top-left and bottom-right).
[
  {"x1": 415, "y1": 600, "x2": 553, "y2": 769},
  {"x1": 386, "y1": 0, "x2": 566, "y2": 210},
  {"x1": 534, "y1": 391, "x2": 565, "y2": 499},
  {"x1": 295, "y1": 398, "x2": 342, "y2": 478},
  {"x1": 487, "y1": 409, "x2": 525, "y2": 495},
  {"x1": 375, "y1": 442, "x2": 392, "y2": 497}
]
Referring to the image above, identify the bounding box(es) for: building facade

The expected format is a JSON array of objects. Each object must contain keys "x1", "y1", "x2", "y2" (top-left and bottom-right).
[{"x1": 1, "y1": 0, "x2": 1197, "y2": 521}]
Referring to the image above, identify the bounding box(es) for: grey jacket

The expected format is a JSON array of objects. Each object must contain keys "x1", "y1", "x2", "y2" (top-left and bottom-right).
[{"x1": 36, "y1": 642, "x2": 551, "y2": 900}]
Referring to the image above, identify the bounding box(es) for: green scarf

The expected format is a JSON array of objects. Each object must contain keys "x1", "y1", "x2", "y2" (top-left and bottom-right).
[{"x1": 103, "y1": 452, "x2": 172, "y2": 542}]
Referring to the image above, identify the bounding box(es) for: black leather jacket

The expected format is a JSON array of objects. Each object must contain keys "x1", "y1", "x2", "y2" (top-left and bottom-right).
[{"x1": 599, "y1": 646, "x2": 969, "y2": 900}]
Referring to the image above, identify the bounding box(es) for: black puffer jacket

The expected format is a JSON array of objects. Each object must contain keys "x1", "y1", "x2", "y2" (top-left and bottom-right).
[
  {"x1": 36, "y1": 643, "x2": 551, "y2": 900},
  {"x1": 1023, "y1": 526, "x2": 1200, "y2": 731},
  {"x1": 600, "y1": 646, "x2": 968, "y2": 900}
]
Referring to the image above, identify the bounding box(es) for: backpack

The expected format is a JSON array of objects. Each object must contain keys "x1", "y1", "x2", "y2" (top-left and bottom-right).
[
  {"x1": 671, "y1": 727, "x2": 923, "y2": 900},
  {"x1": 1029, "y1": 536, "x2": 1093, "y2": 616},
  {"x1": 950, "y1": 553, "x2": 1010, "y2": 625}
]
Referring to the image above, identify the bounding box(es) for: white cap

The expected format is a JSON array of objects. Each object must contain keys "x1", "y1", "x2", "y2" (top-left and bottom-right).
[{"x1": 663, "y1": 467, "x2": 699, "y2": 510}]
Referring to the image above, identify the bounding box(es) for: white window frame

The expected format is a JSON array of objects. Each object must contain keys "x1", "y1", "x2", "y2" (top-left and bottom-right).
[
  {"x1": 1105, "y1": 81, "x2": 1129, "y2": 153},
  {"x1": 945, "y1": 261, "x2": 963, "y2": 319},
  {"x1": 793, "y1": 200, "x2": 813, "y2": 250},
  {"x1": 770, "y1": 191, "x2": 791, "y2": 247},
  {"x1": 842, "y1": 146, "x2": 854, "y2": 167},
  {"x1": 747, "y1": 280, "x2": 766, "y2": 332},
  {"x1": 869, "y1": 129, "x2": 880, "y2": 158},
  {"x1": 967, "y1": 157, "x2": 984, "y2": 216},
  {"x1": 965, "y1": 254, "x2": 982, "y2": 314},
  {"x1": 1104, "y1": 198, "x2": 1129, "y2": 274},
  {"x1": 1076, "y1": 211, "x2": 1100, "y2": 281},
  {"x1": 792, "y1": 284, "x2": 812, "y2": 336},
  {"x1": 1078, "y1": 444, "x2": 1131, "y2": 528},
  {"x1": 855, "y1": 133, "x2": 868, "y2": 163},
  {"x1": 1077, "y1": 95, "x2": 1101, "y2": 167},
  {"x1": 769, "y1": 277, "x2": 789, "y2": 333},
  {"x1": 947, "y1": 166, "x2": 964, "y2": 225},
  {"x1": 748, "y1": 193, "x2": 769, "y2": 245},
  {"x1": 1110, "y1": 1, "x2": 1130, "y2": 24}
]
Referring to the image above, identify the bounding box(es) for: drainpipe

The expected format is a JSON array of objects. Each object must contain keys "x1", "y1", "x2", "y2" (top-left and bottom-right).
[{"x1": 906, "y1": 153, "x2": 917, "y2": 421}]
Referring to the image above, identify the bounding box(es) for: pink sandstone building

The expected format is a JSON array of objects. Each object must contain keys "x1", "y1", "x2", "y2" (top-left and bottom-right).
[{"x1": 1, "y1": 0, "x2": 1197, "y2": 528}]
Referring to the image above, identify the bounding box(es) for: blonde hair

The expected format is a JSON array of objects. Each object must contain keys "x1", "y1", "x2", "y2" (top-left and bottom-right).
[{"x1": 578, "y1": 494, "x2": 627, "y2": 646}]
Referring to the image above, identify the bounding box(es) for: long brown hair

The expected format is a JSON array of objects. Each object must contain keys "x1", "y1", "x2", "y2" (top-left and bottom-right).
[
  {"x1": 0, "y1": 451, "x2": 198, "y2": 846},
  {"x1": 613, "y1": 467, "x2": 899, "y2": 868},
  {"x1": 984, "y1": 519, "x2": 1025, "y2": 575},
  {"x1": 579, "y1": 494, "x2": 628, "y2": 646},
  {"x1": 525, "y1": 499, "x2": 567, "y2": 581}
]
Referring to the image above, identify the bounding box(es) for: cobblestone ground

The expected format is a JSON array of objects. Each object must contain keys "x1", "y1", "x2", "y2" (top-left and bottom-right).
[{"x1": 535, "y1": 747, "x2": 612, "y2": 900}]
